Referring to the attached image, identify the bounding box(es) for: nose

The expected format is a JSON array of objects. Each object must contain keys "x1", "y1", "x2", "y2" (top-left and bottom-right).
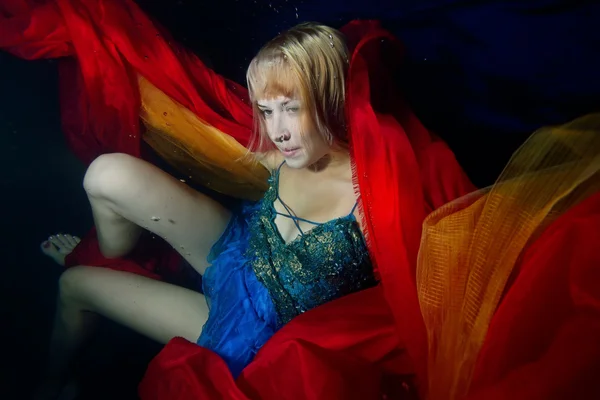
[
  {"x1": 271, "y1": 112, "x2": 291, "y2": 142},
  {"x1": 274, "y1": 131, "x2": 291, "y2": 143}
]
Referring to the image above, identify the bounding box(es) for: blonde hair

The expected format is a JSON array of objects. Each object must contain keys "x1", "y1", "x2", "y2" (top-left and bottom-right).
[{"x1": 246, "y1": 23, "x2": 349, "y2": 152}]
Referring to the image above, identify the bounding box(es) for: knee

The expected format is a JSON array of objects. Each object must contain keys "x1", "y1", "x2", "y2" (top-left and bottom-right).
[
  {"x1": 58, "y1": 266, "x2": 92, "y2": 305},
  {"x1": 83, "y1": 153, "x2": 137, "y2": 198}
]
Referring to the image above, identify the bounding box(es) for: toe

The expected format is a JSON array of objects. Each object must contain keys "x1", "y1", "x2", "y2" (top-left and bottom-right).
[
  {"x1": 48, "y1": 236, "x2": 64, "y2": 250},
  {"x1": 64, "y1": 234, "x2": 81, "y2": 248},
  {"x1": 40, "y1": 240, "x2": 58, "y2": 256},
  {"x1": 56, "y1": 234, "x2": 71, "y2": 247},
  {"x1": 41, "y1": 234, "x2": 71, "y2": 267}
]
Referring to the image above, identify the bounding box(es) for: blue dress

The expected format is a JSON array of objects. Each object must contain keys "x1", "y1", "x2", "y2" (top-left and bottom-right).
[{"x1": 197, "y1": 163, "x2": 377, "y2": 377}]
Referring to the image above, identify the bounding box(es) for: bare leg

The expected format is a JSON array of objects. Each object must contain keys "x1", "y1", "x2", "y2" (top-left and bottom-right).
[
  {"x1": 37, "y1": 153, "x2": 233, "y2": 398},
  {"x1": 36, "y1": 266, "x2": 208, "y2": 400},
  {"x1": 82, "y1": 152, "x2": 232, "y2": 275}
]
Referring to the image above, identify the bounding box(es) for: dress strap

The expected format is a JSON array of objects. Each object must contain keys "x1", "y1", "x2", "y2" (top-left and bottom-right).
[
  {"x1": 348, "y1": 200, "x2": 359, "y2": 217},
  {"x1": 274, "y1": 212, "x2": 324, "y2": 227},
  {"x1": 274, "y1": 161, "x2": 308, "y2": 234},
  {"x1": 273, "y1": 161, "x2": 359, "y2": 235},
  {"x1": 276, "y1": 160, "x2": 286, "y2": 174}
]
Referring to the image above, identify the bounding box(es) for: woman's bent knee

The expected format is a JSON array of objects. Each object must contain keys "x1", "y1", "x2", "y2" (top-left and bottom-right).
[
  {"x1": 57, "y1": 266, "x2": 98, "y2": 307},
  {"x1": 83, "y1": 153, "x2": 139, "y2": 199}
]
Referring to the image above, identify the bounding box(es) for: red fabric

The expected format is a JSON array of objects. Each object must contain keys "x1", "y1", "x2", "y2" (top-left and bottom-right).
[
  {"x1": 139, "y1": 193, "x2": 600, "y2": 400},
  {"x1": 140, "y1": 288, "x2": 416, "y2": 400},
  {"x1": 2, "y1": 3, "x2": 471, "y2": 391},
  {"x1": 1, "y1": 0, "x2": 252, "y2": 164},
  {"x1": 343, "y1": 25, "x2": 475, "y2": 388},
  {"x1": 4, "y1": 1, "x2": 597, "y2": 399},
  {"x1": 467, "y1": 192, "x2": 600, "y2": 400},
  {"x1": 63, "y1": 227, "x2": 180, "y2": 280}
]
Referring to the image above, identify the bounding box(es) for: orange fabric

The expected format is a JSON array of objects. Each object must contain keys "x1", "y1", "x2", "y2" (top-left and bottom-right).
[
  {"x1": 139, "y1": 187, "x2": 600, "y2": 400},
  {"x1": 139, "y1": 76, "x2": 269, "y2": 201},
  {"x1": 469, "y1": 191, "x2": 600, "y2": 400},
  {"x1": 418, "y1": 114, "x2": 600, "y2": 398},
  {"x1": 3, "y1": 1, "x2": 599, "y2": 398}
]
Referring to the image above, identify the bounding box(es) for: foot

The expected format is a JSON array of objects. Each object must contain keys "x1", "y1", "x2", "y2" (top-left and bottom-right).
[{"x1": 41, "y1": 234, "x2": 81, "y2": 267}]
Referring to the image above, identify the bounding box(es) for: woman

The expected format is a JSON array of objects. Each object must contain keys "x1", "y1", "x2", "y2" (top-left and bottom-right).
[
  {"x1": 36, "y1": 23, "x2": 382, "y2": 399},
  {"x1": 7, "y1": 1, "x2": 598, "y2": 399}
]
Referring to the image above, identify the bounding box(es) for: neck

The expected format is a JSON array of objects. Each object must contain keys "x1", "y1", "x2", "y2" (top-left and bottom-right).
[{"x1": 306, "y1": 149, "x2": 350, "y2": 173}]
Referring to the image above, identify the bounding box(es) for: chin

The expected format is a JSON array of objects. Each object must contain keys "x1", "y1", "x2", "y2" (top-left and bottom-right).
[
  {"x1": 283, "y1": 156, "x2": 310, "y2": 169},
  {"x1": 282, "y1": 148, "x2": 329, "y2": 170}
]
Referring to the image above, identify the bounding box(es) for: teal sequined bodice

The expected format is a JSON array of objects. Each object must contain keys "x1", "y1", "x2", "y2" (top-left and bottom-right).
[{"x1": 246, "y1": 163, "x2": 377, "y2": 327}]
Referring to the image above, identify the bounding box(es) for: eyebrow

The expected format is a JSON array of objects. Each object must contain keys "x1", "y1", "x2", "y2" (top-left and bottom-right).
[{"x1": 257, "y1": 100, "x2": 293, "y2": 108}]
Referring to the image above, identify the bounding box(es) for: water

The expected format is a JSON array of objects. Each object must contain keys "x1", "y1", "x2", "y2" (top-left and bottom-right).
[
  {"x1": 0, "y1": 50, "x2": 158, "y2": 400},
  {"x1": 2, "y1": 1, "x2": 599, "y2": 398}
]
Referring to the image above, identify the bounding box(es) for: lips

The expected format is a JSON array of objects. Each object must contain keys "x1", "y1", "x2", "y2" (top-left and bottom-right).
[{"x1": 280, "y1": 147, "x2": 301, "y2": 157}]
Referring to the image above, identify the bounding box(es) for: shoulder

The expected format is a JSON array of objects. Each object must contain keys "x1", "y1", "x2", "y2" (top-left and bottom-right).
[{"x1": 256, "y1": 151, "x2": 284, "y2": 172}]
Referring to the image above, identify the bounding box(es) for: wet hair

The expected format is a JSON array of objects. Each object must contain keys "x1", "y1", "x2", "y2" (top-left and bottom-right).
[{"x1": 246, "y1": 22, "x2": 349, "y2": 152}]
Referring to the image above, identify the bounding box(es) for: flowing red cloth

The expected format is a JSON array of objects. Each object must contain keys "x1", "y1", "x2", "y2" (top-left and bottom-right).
[
  {"x1": 60, "y1": 227, "x2": 181, "y2": 280},
  {"x1": 139, "y1": 192, "x2": 600, "y2": 400},
  {"x1": 1, "y1": 2, "x2": 472, "y2": 391},
  {"x1": 140, "y1": 287, "x2": 414, "y2": 400},
  {"x1": 1, "y1": 0, "x2": 252, "y2": 164},
  {"x1": 466, "y1": 192, "x2": 600, "y2": 400},
  {"x1": 8, "y1": 2, "x2": 597, "y2": 400}
]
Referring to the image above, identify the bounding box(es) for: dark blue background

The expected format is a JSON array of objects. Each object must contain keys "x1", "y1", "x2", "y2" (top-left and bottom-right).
[
  {"x1": 1, "y1": 0, "x2": 598, "y2": 398},
  {"x1": 135, "y1": 0, "x2": 600, "y2": 185}
]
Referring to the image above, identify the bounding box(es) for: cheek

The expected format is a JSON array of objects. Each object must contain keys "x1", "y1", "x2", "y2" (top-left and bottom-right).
[
  {"x1": 264, "y1": 119, "x2": 274, "y2": 136},
  {"x1": 285, "y1": 115, "x2": 302, "y2": 134},
  {"x1": 263, "y1": 119, "x2": 282, "y2": 139}
]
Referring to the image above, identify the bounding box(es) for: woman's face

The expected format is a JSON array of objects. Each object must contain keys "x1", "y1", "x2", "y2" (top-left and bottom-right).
[{"x1": 257, "y1": 95, "x2": 331, "y2": 169}]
